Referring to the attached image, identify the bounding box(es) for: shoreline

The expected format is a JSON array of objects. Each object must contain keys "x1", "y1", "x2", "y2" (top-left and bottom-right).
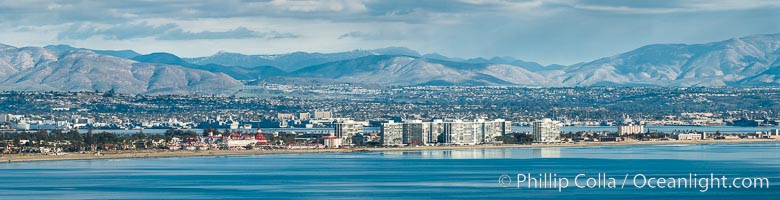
[{"x1": 2, "y1": 139, "x2": 779, "y2": 163}]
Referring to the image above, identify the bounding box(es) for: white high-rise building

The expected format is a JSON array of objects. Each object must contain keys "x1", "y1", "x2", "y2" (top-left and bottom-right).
[
  {"x1": 442, "y1": 120, "x2": 477, "y2": 145},
  {"x1": 380, "y1": 120, "x2": 403, "y2": 146},
  {"x1": 334, "y1": 120, "x2": 363, "y2": 145},
  {"x1": 402, "y1": 120, "x2": 428, "y2": 145},
  {"x1": 481, "y1": 119, "x2": 511, "y2": 143},
  {"x1": 533, "y1": 118, "x2": 562, "y2": 143},
  {"x1": 376, "y1": 119, "x2": 510, "y2": 146},
  {"x1": 428, "y1": 119, "x2": 445, "y2": 144},
  {"x1": 617, "y1": 125, "x2": 643, "y2": 135},
  {"x1": 440, "y1": 119, "x2": 511, "y2": 145}
]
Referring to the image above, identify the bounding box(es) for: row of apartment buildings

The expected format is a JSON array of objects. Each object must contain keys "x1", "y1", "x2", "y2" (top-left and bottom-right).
[
  {"x1": 335, "y1": 118, "x2": 571, "y2": 146},
  {"x1": 375, "y1": 119, "x2": 512, "y2": 146}
]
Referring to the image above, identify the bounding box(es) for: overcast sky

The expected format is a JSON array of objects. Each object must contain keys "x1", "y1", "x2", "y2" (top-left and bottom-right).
[{"x1": 1, "y1": 0, "x2": 779, "y2": 65}]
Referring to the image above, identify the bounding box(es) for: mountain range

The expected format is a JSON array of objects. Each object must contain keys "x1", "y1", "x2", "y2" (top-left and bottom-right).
[
  {"x1": 0, "y1": 44, "x2": 241, "y2": 94},
  {"x1": 1, "y1": 32, "x2": 779, "y2": 94}
]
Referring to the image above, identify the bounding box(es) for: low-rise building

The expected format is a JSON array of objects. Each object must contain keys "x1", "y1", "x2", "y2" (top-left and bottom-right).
[
  {"x1": 277, "y1": 113, "x2": 294, "y2": 120},
  {"x1": 314, "y1": 111, "x2": 332, "y2": 119},
  {"x1": 322, "y1": 134, "x2": 342, "y2": 148},
  {"x1": 298, "y1": 113, "x2": 310, "y2": 120},
  {"x1": 677, "y1": 133, "x2": 702, "y2": 140}
]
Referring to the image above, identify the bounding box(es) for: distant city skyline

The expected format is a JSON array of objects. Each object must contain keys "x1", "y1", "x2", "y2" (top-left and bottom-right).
[{"x1": 1, "y1": 0, "x2": 779, "y2": 65}]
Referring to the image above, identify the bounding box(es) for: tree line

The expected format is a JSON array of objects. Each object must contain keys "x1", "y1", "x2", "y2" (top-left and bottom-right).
[
  {"x1": 0, "y1": 129, "x2": 293, "y2": 153},
  {"x1": 0, "y1": 129, "x2": 203, "y2": 152}
]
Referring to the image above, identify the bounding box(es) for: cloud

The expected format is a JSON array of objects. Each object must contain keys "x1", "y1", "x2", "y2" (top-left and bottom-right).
[
  {"x1": 337, "y1": 29, "x2": 418, "y2": 40},
  {"x1": 458, "y1": 0, "x2": 544, "y2": 9},
  {"x1": 158, "y1": 27, "x2": 299, "y2": 40},
  {"x1": 2, "y1": 0, "x2": 780, "y2": 65},
  {"x1": 57, "y1": 22, "x2": 177, "y2": 40},
  {"x1": 268, "y1": 0, "x2": 368, "y2": 12},
  {"x1": 56, "y1": 22, "x2": 298, "y2": 40},
  {"x1": 337, "y1": 31, "x2": 377, "y2": 40},
  {"x1": 569, "y1": 0, "x2": 780, "y2": 14},
  {"x1": 0, "y1": 0, "x2": 544, "y2": 26},
  {"x1": 2, "y1": 0, "x2": 779, "y2": 27}
]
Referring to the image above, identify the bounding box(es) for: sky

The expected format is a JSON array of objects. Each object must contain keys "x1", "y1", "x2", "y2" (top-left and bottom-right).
[{"x1": 0, "y1": 0, "x2": 779, "y2": 65}]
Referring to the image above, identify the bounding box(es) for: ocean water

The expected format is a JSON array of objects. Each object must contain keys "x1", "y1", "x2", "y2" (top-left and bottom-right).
[{"x1": 1, "y1": 143, "x2": 779, "y2": 199}]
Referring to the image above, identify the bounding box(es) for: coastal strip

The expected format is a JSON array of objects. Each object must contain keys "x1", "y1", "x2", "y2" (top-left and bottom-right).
[{"x1": 3, "y1": 139, "x2": 778, "y2": 163}]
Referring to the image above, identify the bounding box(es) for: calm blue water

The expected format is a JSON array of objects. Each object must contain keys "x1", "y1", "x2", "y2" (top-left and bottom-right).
[{"x1": 1, "y1": 143, "x2": 779, "y2": 199}]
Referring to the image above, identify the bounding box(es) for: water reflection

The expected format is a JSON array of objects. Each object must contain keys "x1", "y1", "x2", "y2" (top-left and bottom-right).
[
  {"x1": 377, "y1": 143, "x2": 780, "y2": 163},
  {"x1": 383, "y1": 148, "x2": 517, "y2": 159},
  {"x1": 532, "y1": 148, "x2": 561, "y2": 158},
  {"x1": 2, "y1": 143, "x2": 780, "y2": 199}
]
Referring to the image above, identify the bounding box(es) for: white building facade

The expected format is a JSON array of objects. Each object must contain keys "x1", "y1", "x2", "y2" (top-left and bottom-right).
[
  {"x1": 617, "y1": 125, "x2": 643, "y2": 135},
  {"x1": 380, "y1": 120, "x2": 404, "y2": 146},
  {"x1": 379, "y1": 119, "x2": 510, "y2": 146},
  {"x1": 533, "y1": 118, "x2": 562, "y2": 143},
  {"x1": 334, "y1": 120, "x2": 364, "y2": 146}
]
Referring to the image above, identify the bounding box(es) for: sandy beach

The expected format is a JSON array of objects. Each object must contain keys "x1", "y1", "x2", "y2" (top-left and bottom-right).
[{"x1": 2, "y1": 138, "x2": 779, "y2": 163}]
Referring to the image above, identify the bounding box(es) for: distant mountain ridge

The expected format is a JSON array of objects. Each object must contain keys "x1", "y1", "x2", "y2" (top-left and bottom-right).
[
  {"x1": 1, "y1": 32, "x2": 780, "y2": 94},
  {"x1": 131, "y1": 52, "x2": 287, "y2": 80},
  {"x1": 44, "y1": 44, "x2": 141, "y2": 58},
  {"x1": 0, "y1": 45, "x2": 240, "y2": 94},
  {"x1": 559, "y1": 33, "x2": 780, "y2": 86},
  {"x1": 184, "y1": 47, "x2": 424, "y2": 72},
  {"x1": 288, "y1": 55, "x2": 551, "y2": 86}
]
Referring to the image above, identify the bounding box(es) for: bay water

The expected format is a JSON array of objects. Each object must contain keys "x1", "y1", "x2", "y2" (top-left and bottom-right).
[{"x1": 1, "y1": 142, "x2": 779, "y2": 199}]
